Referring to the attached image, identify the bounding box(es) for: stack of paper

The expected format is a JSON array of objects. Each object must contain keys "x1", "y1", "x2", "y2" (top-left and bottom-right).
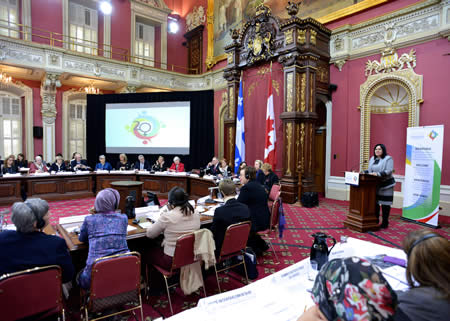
[
  {"x1": 59, "y1": 214, "x2": 89, "y2": 224},
  {"x1": 138, "y1": 221, "x2": 152, "y2": 229}
]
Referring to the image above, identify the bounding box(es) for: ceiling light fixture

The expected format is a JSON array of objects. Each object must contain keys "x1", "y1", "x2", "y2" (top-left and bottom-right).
[
  {"x1": 0, "y1": 70, "x2": 12, "y2": 87},
  {"x1": 99, "y1": 1, "x2": 112, "y2": 15},
  {"x1": 84, "y1": 82, "x2": 100, "y2": 95}
]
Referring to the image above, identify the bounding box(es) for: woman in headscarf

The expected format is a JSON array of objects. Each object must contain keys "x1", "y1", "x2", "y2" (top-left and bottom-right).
[
  {"x1": 299, "y1": 257, "x2": 398, "y2": 321},
  {"x1": 77, "y1": 188, "x2": 129, "y2": 290}
]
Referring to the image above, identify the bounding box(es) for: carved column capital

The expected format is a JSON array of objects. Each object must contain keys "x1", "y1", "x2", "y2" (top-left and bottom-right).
[
  {"x1": 40, "y1": 73, "x2": 61, "y2": 124},
  {"x1": 333, "y1": 59, "x2": 347, "y2": 72}
]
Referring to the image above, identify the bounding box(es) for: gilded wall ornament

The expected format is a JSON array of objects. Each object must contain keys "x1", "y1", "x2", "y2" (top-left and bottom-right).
[
  {"x1": 300, "y1": 73, "x2": 306, "y2": 112},
  {"x1": 186, "y1": 6, "x2": 206, "y2": 32},
  {"x1": 228, "y1": 86, "x2": 235, "y2": 118},
  {"x1": 297, "y1": 30, "x2": 306, "y2": 45},
  {"x1": 365, "y1": 48, "x2": 416, "y2": 76},
  {"x1": 310, "y1": 30, "x2": 317, "y2": 45},
  {"x1": 286, "y1": 122, "x2": 293, "y2": 176},
  {"x1": 284, "y1": 29, "x2": 293, "y2": 45},
  {"x1": 245, "y1": 6, "x2": 276, "y2": 66},
  {"x1": 286, "y1": 72, "x2": 293, "y2": 112}
]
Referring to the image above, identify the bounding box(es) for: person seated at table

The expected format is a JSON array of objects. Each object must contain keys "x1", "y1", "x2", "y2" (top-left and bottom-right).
[
  {"x1": 116, "y1": 153, "x2": 131, "y2": 170},
  {"x1": 239, "y1": 161, "x2": 247, "y2": 171},
  {"x1": 218, "y1": 158, "x2": 232, "y2": 178},
  {"x1": 152, "y1": 155, "x2": 166, "y2": 172},
  {"x1": 135, "y1": 154, "x2": 150, "y2": 171},
  {"x1": 0, "y1": 198, "x2": 75, "y2": 283},
  {"x1": 15, "y1": 153, "x2": 28, "y2": 168},
  {"x1": 206, "y1": 156, "x2": 220, "y2": 175},
  {"x1": 50, "y1": 155, "x2": 67, "y2": 172},
  {"x1": 237, "y1": 166, "x2": 270, "y2": 256},
  {"x1": 210, "y1": 179, "x2": 249, "y2": 254},
  {"x1": 145, "y1": 187, "x2": 200, "y2": 288},
  {"x1": 254, "y1": 160, "x2": 264, "y2": 185},
  {"x1": 95, "y1": 155, "x2": 113, "y2": 171},
  {"x1": 261, "y1": 163, "x2": 279, "y2": 194},
  {"x1": 77, "y1": 188, "x2": 129, "y2": 290},
  {"x1": 395, "y1": 229, "x2": 450, "y2": 321},
  {"x1": 298, "y1": 257, "x2": 398, "y2": 321},
  {"x1": 29, "y1": 155, "x2": 48, "y2": 173},
  {"x1": 2, "y1": 154, "x2": 18, "y2": 174},
  {"x1": 168, "y1": 156, "x2": 185, "y2": 172},
  {"x1": 70, "y1": 153, "x2": 89, "y2": 171}
]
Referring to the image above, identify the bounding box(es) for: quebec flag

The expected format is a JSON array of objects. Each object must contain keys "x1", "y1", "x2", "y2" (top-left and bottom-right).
[{"x1": 234, "y1": 78, "x2": 245, "y2": 173}]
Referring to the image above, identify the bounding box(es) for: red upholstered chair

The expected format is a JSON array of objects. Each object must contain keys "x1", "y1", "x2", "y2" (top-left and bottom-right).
[
  {"x1": 151, "y1": 232, "x2": 207, "y2": 315},
  {"x1": 214, "y1": 221, "x2": 251, "y2": 293},
  {"x1": 268, "y1": 184, "x2": 281, "y2": 202},
  {"x1": 81, "y1": 252, "x2": 144, "y2": 321},
  {"x1": 0, "y1": 265, "x2": 65, "y2": 321},
  {"x1": 258, "y1": 196, "x2": 282, "y2": 264}
]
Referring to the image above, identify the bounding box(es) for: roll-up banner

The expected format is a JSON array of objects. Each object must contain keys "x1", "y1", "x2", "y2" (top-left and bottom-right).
[{"x1": 402, "y1": 125, "x2": 444, "y2": 227}]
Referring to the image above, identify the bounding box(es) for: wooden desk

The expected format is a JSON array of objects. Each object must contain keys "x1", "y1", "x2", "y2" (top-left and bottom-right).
[
  {"x1": 26, "y1": 174, "x2": 94, "y2": 202},
  {"x1": 56, "y1": 214, "x2": 213, "y2": 252},
  {"x1": 95, "y1": 173, "x2": 137, "y2": 193},
  {"x1": 0, "y1": 176, "x2": 22, "y2": 205}
]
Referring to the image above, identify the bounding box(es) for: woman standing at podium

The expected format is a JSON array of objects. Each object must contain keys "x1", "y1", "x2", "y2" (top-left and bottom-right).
[{"x1": 366, "y1": 144, "x2": 395, "y2": 228}]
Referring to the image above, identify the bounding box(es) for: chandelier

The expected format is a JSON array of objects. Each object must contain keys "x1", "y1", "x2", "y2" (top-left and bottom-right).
[
  {"x1": 0, "y1": 70, "x2": 12, "y2": 87},
  {"x1": 83, "y1": 82, "x2": 100, "y2": 94}
]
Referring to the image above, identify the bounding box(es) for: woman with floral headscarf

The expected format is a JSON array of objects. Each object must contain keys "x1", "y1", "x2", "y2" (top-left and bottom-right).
[
  {"x1": 77, "y1": 188, "x2": 129, "y2": 289},
  {"x1": 298, "y1": 257, "x2": 398, "y2": 321}
]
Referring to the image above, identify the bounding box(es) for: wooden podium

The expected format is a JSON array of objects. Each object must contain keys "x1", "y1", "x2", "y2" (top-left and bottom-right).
[
  {"x1": 110, "y1": 181, "x2": 144, "y2": 214},
  {"x1": 344, "y1": 174, "x2": 380, "y2": 232}
]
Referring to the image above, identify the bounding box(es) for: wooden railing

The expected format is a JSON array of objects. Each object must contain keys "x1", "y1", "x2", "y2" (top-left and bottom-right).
[{"x1": 0, "y1": 20, "x2": 197, "y2": 74}]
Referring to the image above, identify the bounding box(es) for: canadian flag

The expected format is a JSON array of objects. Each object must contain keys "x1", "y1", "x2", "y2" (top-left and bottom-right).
[{"x1": 264, "y1": 74, "x2": 276, "y2": 169}]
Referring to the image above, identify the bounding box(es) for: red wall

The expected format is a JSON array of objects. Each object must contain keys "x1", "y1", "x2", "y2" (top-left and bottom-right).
[
  {"x1": 330, "y1": 38, "x2": 450, "y2": 184},
  {"x1": 31, "y1": 0, "x2": 63, "y2": 46},
  {"x1": 110, "y1": 0, "x2": 131, "y2": 61}
]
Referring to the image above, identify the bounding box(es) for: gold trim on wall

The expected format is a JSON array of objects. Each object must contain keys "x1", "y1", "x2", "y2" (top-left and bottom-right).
[{"x1": 206, "y1": 0, "x2": 388, "y2": 69}]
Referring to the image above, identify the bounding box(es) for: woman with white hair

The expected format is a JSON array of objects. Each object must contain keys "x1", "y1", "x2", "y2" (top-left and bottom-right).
[
  {"x1": 168, "y1": 156, "x2": 185, "y2": 172},
  {"x1": 95, "y1": 155, "x2": 112, "y2": 171},
  {"x1": 29, "y1": 155, "x2": 48, "y2": 173},
  {"x1": 0, "y1": 198, "x2": 74, "y2": 283}
]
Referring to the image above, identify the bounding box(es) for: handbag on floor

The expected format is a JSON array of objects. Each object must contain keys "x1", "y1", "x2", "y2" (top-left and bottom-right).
[
  {"x1": 301, "y1": 192, "x2": 319, "y2": 208},
  {"x1": 234, "y1": 247, "x2": 258, "y2": 280}
]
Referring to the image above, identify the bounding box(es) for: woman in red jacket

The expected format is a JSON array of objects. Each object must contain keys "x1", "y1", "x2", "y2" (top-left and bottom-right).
[{"x1": 168, "y1": 156, "x2": 185, "y2": 172}]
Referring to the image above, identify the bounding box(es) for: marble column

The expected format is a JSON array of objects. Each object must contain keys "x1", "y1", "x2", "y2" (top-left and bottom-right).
[{"x1": 40, "y1": 73, "x2": 61, "y2": 163}]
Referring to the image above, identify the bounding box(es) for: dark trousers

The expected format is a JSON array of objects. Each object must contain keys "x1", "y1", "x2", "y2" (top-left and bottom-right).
[
  {"x1": 375, "y1": 204, "x2": 391, "y2": 228},
  {"x1": 143, "y1": 243, "x2": 173, "y2": 294},
  {"x1": 247, "y1": 232, "x2": 268, "y2": 256}
]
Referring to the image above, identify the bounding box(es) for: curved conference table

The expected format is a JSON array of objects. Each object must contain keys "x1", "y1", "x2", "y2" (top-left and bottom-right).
[{"x1": 0, "y1": 171, "x2": 217, "y2": 206}]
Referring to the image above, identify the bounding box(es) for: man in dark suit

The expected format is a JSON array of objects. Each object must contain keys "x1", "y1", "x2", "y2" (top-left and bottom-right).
[
  {"x1": 135, "y1": 154, "x2": 150, "y2": 171},
  {"x1": 70, "y1": 152, "x2": 89, "y2": 171},
  {"x1": 210, "y1": 179, "x2": 250, "y2": 254},
  {"x1": 206, "y1": 157, "x2": 221, "y2": 175},
  {"x1": 0, "y1": 198, "x2": 74, "y2": 283},
  {"x1": 237, "y1": 166, "x2": 270, "y2": 255}
]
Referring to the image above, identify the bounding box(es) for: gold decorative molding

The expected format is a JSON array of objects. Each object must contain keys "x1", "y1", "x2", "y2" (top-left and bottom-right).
[
  {"x1": 228, "y1": 126, "x2": 233, "y2": 165},
  {"x1": 285, "y1": 29, "x2": 293, "y2": 45},
  {"x1": 300, "y1": 73, "x2": 306, "y2": 112},
  {"x1": 310, "y1": 30, "x2": 317, "y2": 46},
  {"x1": 317, "y1": 0, "x2": 389, "y2": 24},
  {"x1": 300, "y1": 123, "x2": 305, "y2": 173},
  {"x1": 228, "y1": 86, "x2": 235, "y2": 118},
  {"x1": 309, "y1": 123, "x2": 313, "y2": 171},
  {"x1": 309, "y1": 73, "x2": 313, "y2": 112},
  {"x1": 218, "y1": 91, "x2": 228, "y2": 158},
  {"x1": 247, "y1": 82, "x2": 257, "y2": 98},
  {"x1": 286, "y1": 72, "x2": 294, "y2": 112},
  {"x1": 297, "y1": 30, "x2": 306, "y2": 45},
  {"x1": 286, "y1": 122, "x2": 293, "y2": 176},
  {"x1": 227, "y1": 52, "x2": 233, "y2": 64},
  {"x1": 272, "y1": 79, "x2": 280, "y2": 96}
]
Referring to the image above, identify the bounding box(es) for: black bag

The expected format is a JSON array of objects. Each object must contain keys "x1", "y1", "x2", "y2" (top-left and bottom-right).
[
  {"x1": 125, "y1": 195, "x2": 136, "y2": 219},
  {"x1": 233, "y1": 247, "x2": 258, "y2": 280},
  {"x1": 301, "y1": 192, "x2": 319, "y2": 208},
  {"x1": 145, "y1": 192, "x2": 160, "y2": 206}
]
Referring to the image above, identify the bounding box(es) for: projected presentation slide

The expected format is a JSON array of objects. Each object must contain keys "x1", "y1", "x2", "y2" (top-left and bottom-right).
[{"x1": 105, "y1": 101, "x2": 190, "y2": 154}]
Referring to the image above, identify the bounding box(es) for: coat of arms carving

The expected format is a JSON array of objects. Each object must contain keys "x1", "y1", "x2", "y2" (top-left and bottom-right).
[{"x1": 245, "y1": 5, "x2": 276, "y2": 65}]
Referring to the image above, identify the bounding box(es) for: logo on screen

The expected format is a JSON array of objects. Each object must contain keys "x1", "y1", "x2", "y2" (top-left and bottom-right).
[
  {"x1": 428, "y1": 130, "x2": 438, "y2": 141},
  {"x1": 125, "y1": 112, "x2": 164, "y2": 144}
]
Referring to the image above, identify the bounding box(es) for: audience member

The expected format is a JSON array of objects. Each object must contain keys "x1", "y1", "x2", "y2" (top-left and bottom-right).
[
  {"x1": 152, "y1": 156, "x2": 166, "y2": 172},
  {"x1": 2, "y1": 155, "x2": 18, "y2": 174},
  {"x1": 261, "y1": 163, "x2": 279, "y2": 193},
  {"x1": 135, "y1": 154, "x2": 150, "y2": 171},
  {"x1": 0, "y1": 198, "x2": 74, "y2": 283},
  {"x1": 206, "y1": 157, "x2": 220, "y2": 175},
  {"x1": 145, "y1": 187, "x2": 200, "y2": 288},
  {"x1": 95, "y1": 155, "x2": 113, "y2": 171},
  {"x1": 299, "y1": 257, "x2": 398, "y2": 321},
  {"x1": 29, "y1": 155, "x2": 48, "y2": 173},
  {"x1": 168, "y1": 156, "x2": 185, "y2": 172},
  {"x1": 77, "y1": 188, "x2": 129, "y2": 290},
  {"x1": 366, "y1": 143, "x2": 395, "y2": 228},
  {"x1": 237, "y1": 166, "x2": 270, "y2": 255},
  {"x1": 50, "y1": 155, "x2": 66, "y2": 172},
  {"x1": 254, "y1": 160, "x2": 264, "y2": 185},
  {"x1": 395, "y1": 229, "x2": 450, "y2": 321},
  {"x1": 70, "y1": 153, "x2": 89, "y2": 171},
  {"x1": 116, "y1": 153, "x2": 131, "y2": 170},
  {"x1": 218, "y1": 158, "x2": 232, "y2": 178},
  {"x1": 210, "y1": 179, "x2": 250, "y2": 254},
  {"x1": 15, "y1": 153, "x2": 28, "y2": 168}
]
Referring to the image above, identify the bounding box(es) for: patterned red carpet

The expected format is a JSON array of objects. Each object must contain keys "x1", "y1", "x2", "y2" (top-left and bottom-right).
[{"x1": 2, "y1": 197, "x2": 449, "y2": 320}]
